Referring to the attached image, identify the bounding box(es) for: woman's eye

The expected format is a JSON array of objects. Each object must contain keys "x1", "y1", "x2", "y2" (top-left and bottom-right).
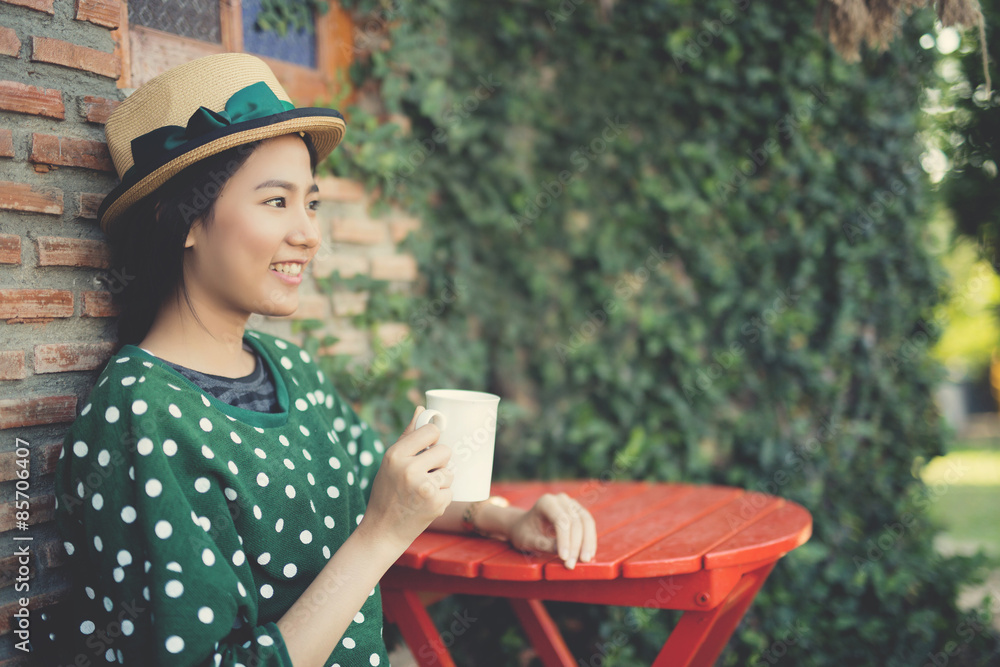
[
  {"x1": 308, "y1": 200, "x2": 321, "y2": 211},
  {"x1": 264, "y1": 197, "x2": 286, "y2": 208}
]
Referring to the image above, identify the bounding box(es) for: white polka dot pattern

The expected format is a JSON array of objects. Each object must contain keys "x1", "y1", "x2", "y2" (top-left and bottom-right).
[{"x1": 44, "y1": 330, "x2": 389, "y2": 666}]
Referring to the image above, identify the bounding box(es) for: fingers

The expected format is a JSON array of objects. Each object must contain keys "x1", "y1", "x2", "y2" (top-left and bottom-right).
[
  {"x1": 580, "y1": 503, "x2": 598, "y2": 563},
  {"x1": 427, "y1": 465, "x2": 454, "y2": 491},
  {"x1": 543, "y1": 493, "x2": 597, "y2": 570},
  {"x1": 393, "y1": 420, "x2": 441, "y2": 457},
  {"x1": 400, "y1": 406, "x2": 425, "y2": 437}
]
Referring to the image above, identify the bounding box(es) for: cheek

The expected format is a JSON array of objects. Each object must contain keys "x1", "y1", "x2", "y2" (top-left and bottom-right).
[{"x1": 211, "y1": 215, "x2": 280, "y2": 264}]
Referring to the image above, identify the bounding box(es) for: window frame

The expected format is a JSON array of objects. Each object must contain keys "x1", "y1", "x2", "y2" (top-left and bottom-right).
[{"x1": 113, "y1": 0, "x2": 353, "y2": 105}]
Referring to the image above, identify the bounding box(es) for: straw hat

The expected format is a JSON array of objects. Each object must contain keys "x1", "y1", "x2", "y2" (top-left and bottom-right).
[{"x1": 98, "y1": 52, "x2": 346, "y2": 235}]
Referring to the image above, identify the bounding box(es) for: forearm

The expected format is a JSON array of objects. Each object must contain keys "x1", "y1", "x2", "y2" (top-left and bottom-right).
[
  {"x1": 276, "y1": 525, "x2": 405, "y2": 667},
  {"x1": 428, "y1": 500, "x2": 526, "y2": 539}
]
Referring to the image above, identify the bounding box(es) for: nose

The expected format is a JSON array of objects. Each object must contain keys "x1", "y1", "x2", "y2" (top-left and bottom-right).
[{"x1": 288, "y1": 205, "x2": 321, "y2": 250}]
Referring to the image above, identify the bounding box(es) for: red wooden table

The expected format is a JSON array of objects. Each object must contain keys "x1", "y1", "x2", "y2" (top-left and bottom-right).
[{"x1": 381, "y1": 480, "x2": 812, "y2": 667}]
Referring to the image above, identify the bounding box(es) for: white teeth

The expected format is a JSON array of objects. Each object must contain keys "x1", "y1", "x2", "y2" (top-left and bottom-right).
[{"x1": 270, "y1": 263, "x2": 302, "y2": 276}]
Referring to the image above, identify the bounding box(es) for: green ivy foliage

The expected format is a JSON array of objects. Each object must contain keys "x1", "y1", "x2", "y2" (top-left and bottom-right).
[{"x1": 314, "y1": 1, "x2": 1000, "y2": 664}]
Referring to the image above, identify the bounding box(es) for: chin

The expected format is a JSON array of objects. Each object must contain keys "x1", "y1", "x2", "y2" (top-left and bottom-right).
[{"x1": 253, "y1": 290, "x2": 300, "y2": 317}]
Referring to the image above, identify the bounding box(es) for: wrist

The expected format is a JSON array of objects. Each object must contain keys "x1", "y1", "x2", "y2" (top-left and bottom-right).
[
  {"x1": 465, "y1": 498, "x2": 523, "y2": 541},
  {"x1": 354, "y1": 515, "x2": 411, "y2": 562}
]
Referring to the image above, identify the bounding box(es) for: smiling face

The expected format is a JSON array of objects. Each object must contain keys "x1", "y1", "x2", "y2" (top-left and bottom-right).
[{"x1": 182, "y1": 134, "x2": 321, "y2": 320}]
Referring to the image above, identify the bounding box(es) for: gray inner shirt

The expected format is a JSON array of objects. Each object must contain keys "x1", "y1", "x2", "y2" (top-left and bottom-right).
[{"x1": 140, "y1": 342, "x2": 280, "y2": 413}]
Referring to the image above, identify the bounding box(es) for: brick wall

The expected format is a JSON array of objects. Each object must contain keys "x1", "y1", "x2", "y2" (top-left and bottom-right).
[{"x1": 0, "y1": 1, "x2": 423, "y2": 663}]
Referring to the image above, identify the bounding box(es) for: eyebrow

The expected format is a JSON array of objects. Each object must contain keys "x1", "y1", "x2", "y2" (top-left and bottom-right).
[{"x1": 254, "y1": 179, "x2": 320, "y2": 194}]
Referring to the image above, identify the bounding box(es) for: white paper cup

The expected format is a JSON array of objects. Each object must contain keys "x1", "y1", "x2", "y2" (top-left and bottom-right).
[{"x1": 414, "y1": 389, "x2": 500, "y2": 502}]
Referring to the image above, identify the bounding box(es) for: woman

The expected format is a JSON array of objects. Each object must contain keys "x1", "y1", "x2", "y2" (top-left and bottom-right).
[{"x1": 34, "y1": 53, "x2": 597, "y2": 667}]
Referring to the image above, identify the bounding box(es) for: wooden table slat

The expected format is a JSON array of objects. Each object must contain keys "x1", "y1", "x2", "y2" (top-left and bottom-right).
[
  {"x1": 420, "y1": 481, "x2": 649, "y2": 578},
  {"x1": 621, "y1": 494, "x2": 783, "y2": 578},
  {"x1": 703, "y1": 502, "x2": 812, "y2": 569},
  {"x1": 542, "y1": 485, "x2": 741, "y2": 580},
  {"x1": 395, "y1": 480, "x2": 606, "y2": 569},
  {"x1": 480, "y1": 483, "x2": 696, "y2": 580}
]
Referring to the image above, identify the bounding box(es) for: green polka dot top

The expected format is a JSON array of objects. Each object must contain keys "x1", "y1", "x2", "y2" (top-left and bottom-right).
[{"x1": 36, "y1": 329, "x2": 391, "y2": 666}]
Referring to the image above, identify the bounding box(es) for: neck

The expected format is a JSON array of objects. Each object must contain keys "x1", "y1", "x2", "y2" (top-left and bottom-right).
[{"x1": 138, "y1": 285, "x2": 255, "y2": 377}]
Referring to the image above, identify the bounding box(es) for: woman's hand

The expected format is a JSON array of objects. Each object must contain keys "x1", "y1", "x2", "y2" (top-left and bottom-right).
[
  {"x1": 507, "y1": 493, "x2": 597, "y2": 570},
  {"x1": 359, "y1": 407, "x2": 453, "y2": 553}
]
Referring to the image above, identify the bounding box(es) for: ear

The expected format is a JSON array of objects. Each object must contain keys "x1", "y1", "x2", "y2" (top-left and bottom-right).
[{"x1": 184, "y1": 217, "x2": 205, "y2": 249}]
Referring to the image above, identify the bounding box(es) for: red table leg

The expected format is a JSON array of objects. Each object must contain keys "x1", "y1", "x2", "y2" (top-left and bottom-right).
[
  {"x1": 508, "y1": 598, "x2": 576, "y2": 667},
  {"x1": 381, "y1": 587, "x2": 457, "y2": 667},
  {"x1": 653, "y1": 561, "x2": 777, "y2": 667}
]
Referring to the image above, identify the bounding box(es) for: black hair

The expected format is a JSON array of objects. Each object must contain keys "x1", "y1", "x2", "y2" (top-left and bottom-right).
[{"x1": 106, "y1": 133, "x2": 319, "y2": 351}]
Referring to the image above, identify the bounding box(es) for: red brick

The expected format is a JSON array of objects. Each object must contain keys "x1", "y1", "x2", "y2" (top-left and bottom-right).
[
  {"x1": 389, "y1": 214, "x2": 421, "y2": 243},
  {"x1": 0, "y1": 26, "x2": 20, "y2": 58},
  {"x1": 0, "y1": 289, "x2": 74, "y2": 322},
  {"x1": 0, "y1": 551, "x2": 36, "y2": 590},
  {"x1": 312, "y1": 252, "x2": 369, "y2": 278},
  {"x1": 0, "y1": 586, "x2": 70, "y2": 637},
  {"x1": 0, "y1": 181, "x2": 63, "y2": 215},
  {"x1": 30, "y1": 133, "x2": 113, "y2": 172},
  {"x1": 317, "y1": 328, "x2": 367, "y2": 356},
  {"x1": 268, "y1": 293, "x2": 328, "y2": 321},
  {"x1": 375, "y1": 322, "x2": 410, "y2": 348},
  {"x1": 371, "y1": 253, "x2": 419, "y2": 281},
  {"x1": 330, "y1": 218, "x2": 387, "y2": 245},
  {"x1": 0, "y1": 234, "x2": 20, "y2": 264},
  {"x1": 80, "y1": 94, "x2": 119, "y2": 124},
  {"x1": 1, "y1": 0, "x2": 54, "y2": 13},
  {"x1": 38, "y1": 532, "x2": 69, "y2": 568},
  {"x1": 331, "y1": 290, "x2": 369, "y2": 316},
  {"x1": 30, "y1": 36, "x2": 120, "y2": 79},
  {"x1": 0, "y1": 494, "x2": 55, "y2": 531},
  {"x1": 77, "y1": 191, "x2": 105, "y2": 219},
  {"x1": 0, "y1": 80, "x2": 64, "y2": 119},
  {"x1": 81, "y1": 289, "x2": 118, "y2": 317},
  {"x1": 39, "y1": 441, "x2": 63, "y2": 474},
  {"x1": 316, "y1": 176, "x2": 366, "y2": 202},
  {"x1": 75, "y1": 0, "x2": 120, "y2": 28},
  {"x1": 0, "y1": 653, "x2": 35, "y2": 667},
  {"x1": 1, "y1": 442, "x2": 62, "y2": 480},
  {"x1": 0, "y1": 448, "x2": 26, "y2": 482},
  {"x1": 34, "y1": 341, "x2": 115, "y2": 373},
  {"x1": 0, "y1": 129, "x2": 13, "y2": 158},
  {"x1": 0, "y1": 395, "x2": 76, "y2": 429},
  {"x1": 0, "y1": 350, "x2": 26, "y2": 380},
  {"x1": 36, "y1": 236, "x2": 111, "y2": 269}
]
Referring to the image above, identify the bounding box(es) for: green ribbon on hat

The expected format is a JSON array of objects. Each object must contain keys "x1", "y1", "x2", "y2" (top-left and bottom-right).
[{"x1": 129, "y1": 81, "x2": 295, "y2": 173}]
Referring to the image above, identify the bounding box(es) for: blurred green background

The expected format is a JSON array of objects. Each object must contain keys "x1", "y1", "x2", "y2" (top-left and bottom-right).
[{"x1": 293, "y1": 0, "x2": 1000, "y2": 664}]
